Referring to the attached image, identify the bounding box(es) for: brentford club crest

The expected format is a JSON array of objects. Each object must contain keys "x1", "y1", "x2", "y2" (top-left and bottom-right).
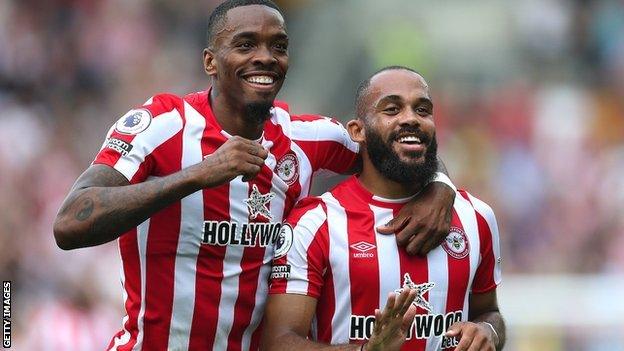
[
  {"x1": 442, "y1": 226, "x2": 470, "y2": 259},
  {"x1": 275, "y1": 153, "x2": 299, "y2": 185}
]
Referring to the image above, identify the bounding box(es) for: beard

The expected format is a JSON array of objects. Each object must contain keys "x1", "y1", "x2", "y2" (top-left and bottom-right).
[
  {"x1": 244, "y1": 101, "x2": 273, "y2": 124},
  {"x1": 365, "y1": 127, "x2": 438, "y2": 186}
]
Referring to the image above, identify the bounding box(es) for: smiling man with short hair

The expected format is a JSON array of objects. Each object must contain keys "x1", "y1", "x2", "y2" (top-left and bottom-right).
[{"x1": 263, "y1": 67, "x2": 505, "y2": 351}]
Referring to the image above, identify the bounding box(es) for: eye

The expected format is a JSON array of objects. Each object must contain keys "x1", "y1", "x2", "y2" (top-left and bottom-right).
[
  {"x1": 416, "y1": 107, "x2": 431, "y2": 115},
  {"x1": 274, "y1": 42, "x2": 288, "y2": 53},
  {"x1": 237, "y1": 41, "x2": 254, "y2": 50},
  {"x1": 383, "y1": 106, "x2": 400, "y2": 115}
]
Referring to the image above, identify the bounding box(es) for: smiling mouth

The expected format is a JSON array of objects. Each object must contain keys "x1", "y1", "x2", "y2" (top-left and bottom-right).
[
  {"x1": 244, "y1": 75, "x2": 275, "y2": 85},
  {"x1": 396, "y1": 135, "x2": 422, "y2": 145}
]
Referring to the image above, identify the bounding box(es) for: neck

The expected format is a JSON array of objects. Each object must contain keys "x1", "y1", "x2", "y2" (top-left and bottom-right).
[
  {"x1": 357, "y1": 155, "x2": 423, "y2": 199},
  {"x1": 210, "y1": 88, "x2": 266, "y2": 140}
]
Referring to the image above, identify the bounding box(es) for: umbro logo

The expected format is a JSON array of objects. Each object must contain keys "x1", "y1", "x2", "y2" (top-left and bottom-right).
[{"x1": 350, "y1": 241, "x2": 376, "y2": 258}]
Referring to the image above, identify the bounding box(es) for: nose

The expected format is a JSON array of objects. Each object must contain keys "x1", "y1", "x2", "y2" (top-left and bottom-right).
[
  {"x1": 398, "y1": 109, "x2": 422, "y2": 128},
  {"x1": 253, "y1": 45, "x2": 277, "y2": 66}
]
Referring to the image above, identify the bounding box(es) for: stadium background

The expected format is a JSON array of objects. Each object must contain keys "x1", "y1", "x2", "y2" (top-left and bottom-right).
[{"x1": 1, "y1": 0, "x2": 623, "y2": 349}]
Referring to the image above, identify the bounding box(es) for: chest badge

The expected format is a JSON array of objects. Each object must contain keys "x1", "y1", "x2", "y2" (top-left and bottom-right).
[
  {"x1": 275, "y1": 153, "x2": 299, "y2": 186},
  {"x1": 394, "y1": 273, "x2": 436, "y2": 313},
  {"x1": 443, "y1": 226, "x2": 470, "y2": 259},
  {"x1": 244, "y1": 184, "x2": 275, "y2": 220}
]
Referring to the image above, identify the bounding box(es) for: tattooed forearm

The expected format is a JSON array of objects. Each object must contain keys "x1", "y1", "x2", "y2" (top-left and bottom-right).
[
  {"x1": 75, "y1": 197, "x2": 94, "y2": 221},
  {"x1": 54, "y1": 164, "x2": 201, "y2": 249}
]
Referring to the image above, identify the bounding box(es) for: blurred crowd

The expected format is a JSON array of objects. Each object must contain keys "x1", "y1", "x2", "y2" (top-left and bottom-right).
[{"x1": 0, "y1": 0, "x2": 622, "y2": 350}]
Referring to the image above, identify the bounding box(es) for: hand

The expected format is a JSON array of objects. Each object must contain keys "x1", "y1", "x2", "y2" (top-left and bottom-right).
[
  {"x1": 365, "y1": 288, "x2": 418, "y2": 351},
  {"x1": 194, "y1": 136, "x2": 268, "y2": 188},
  {"x1": 445, "y1": 322, "x2": 497, "y2": 351},
  {"x1": 376, "y1": 181, "x2": 455, "y2": 256}
]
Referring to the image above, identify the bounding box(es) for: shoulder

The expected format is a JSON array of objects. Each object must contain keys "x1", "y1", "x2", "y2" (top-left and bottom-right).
[
  {"x1": 290, "y1": 113, "x2": 343, "y2": 126},
  {"x1": 110, "y1": 93, "x2": 185, "y2": 137},
  {"x1": 288, "y1": 196, "x2": 328, "y2": 222},
  {"x1": 284, "y1": 196, "x2": 329, "y2": 240},
  {"x1": 142, "y1": 93, "x2": 185, "y2": 117},
  {"x1": 456, "y1": 190, "x2": 498, "y2": 228}
]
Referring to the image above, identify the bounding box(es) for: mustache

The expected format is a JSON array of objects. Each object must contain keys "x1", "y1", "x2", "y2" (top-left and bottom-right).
[{"x1": 389, "y1": 126, "x2": 431, "y2": 145}]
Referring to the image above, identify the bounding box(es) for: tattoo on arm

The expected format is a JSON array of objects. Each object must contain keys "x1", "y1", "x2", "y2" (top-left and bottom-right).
[
  {"x1": 75, "y1": 197, "x2": 94, "y2": 221},
  {"x1": 55, "y1": 164, "x2": 198, "y2": 249}
]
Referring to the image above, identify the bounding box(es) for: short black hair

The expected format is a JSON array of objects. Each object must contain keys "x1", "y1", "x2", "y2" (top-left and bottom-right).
[
  {"x1": 355, "y1": 66, "x2": 422, "y2": 119},
  {"x1": 206, "y1": 0, "x2": 284, "y2": 47}
]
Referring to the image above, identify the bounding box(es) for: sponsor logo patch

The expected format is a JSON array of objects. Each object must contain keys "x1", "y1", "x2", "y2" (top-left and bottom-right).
[
  {"x1": 274, "y1": 224, "x2": 293, "y2": 259},
  {"x1": 270, "y1": 264, "x2": 291, "y2": 279},
  {"x1": 202, "y1": 221, "x2": 282, "y2": 247},
  {"x1": 244, "y1": 184, "x2": 275, "y2": 220},
  {"x1": 442, "y1": 226, "x2": 469, "y2": 259},
  {"x1": 394, "y1": 273, "x2": 435, "y2": 313},
  {"x1": 115, "y1": 108, "x2": 151, "y2": 135},
  {"x1": 349, "y1": 311, "x2": 462, "y2": 346},
  {"x1": 105, "y1": 138, "x2": 133, "y2": 156},
  {"x1": 275, "y1": 153, "x2": 299, "y2": 186},
  {"x1": 350, "y1": 241, "x2": 376, "y2": 258}
]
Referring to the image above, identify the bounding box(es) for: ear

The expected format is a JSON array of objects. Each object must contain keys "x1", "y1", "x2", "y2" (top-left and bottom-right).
[
  {"x1": 346, "y1": 119, "x2": 366, "y2": 143},
  {"x1": 203, "y1": 48, "x2": 217, "y2": 76}
]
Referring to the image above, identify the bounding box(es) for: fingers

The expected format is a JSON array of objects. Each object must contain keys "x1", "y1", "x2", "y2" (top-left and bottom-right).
[
  {"x1": 401, "y1": 302, "x2": 418, "y2": 330},
  {"x1": 222, "y1": 137, "x2": 268, "y2": 182},
  {"x1": 447, "y1": 322, "x2": 494, "y2": 351},
  {"x1": 227, "y1": 136, "x2": 267, "y2": 156},
  {"x1": 247, "y1": 144, "x2": 269, "y2": 159},
  {"x1": 396, "y1": 289, "x2": 417, "y2": 316},
  {"x1": 373, "y1": 293, "x2": 396, "y2": 334},
  {"x1": 377, "y1": 288, "x2": 411, "y2": 325},
  {"x1": 415, "y1": 223, "x2": 447, "y2": 256},
  {"x1": 380, "y1": 291, "x2": 397, "y2": 320},
  {"x1": 403, "y1": 229, "x2": 426, "y2": 256},
  {"x1": 445, "y1": 321, "x2": 463, "y2": 337},
  {"x1": 454, "y1": 327, "x2": 476, "y2": 351},
  {"x1": 418, "y1": 206, "x2": 452, "y2": 255},
  {"x1": 375, "y1": 215, "x2": 410, "y2": 236}
]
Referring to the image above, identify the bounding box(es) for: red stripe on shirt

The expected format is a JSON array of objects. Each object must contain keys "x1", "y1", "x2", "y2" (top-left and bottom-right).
[
  {"x1": 227, "y1": 167, "x2": 275, "y2": 350},
  {"x1": 140, "y1": 127, "x2": 185, "y2": 349},
  {"x1": 445, "y1": 209, "x2": 471, "y2": 313},
  {"x1": 334, "y1": 191, "x2": 380, "y2": 323},
  {"x1": 188, "y1": 130, "x2": 230, "y2": 350},
  {"x1": 265, "y1": 120, "x2": 303, "y2": 215},
  {"x1": 109, "y1": 228, "x2": 141, "y2": 350},
  {"x1": 395, "y1": 207, "x2": 429, "y2": 350},
  {"x1": 459, "y1": 190, "x2": 496, "y2": 293}
]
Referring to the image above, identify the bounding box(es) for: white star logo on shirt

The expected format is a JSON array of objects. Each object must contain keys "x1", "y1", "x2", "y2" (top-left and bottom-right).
[
  {"x1": 394, "y1": 273, "x2": 436, "y2": 313},
  {"x1": 244, "y1": 184, "x2": 275, "y2": 220}
]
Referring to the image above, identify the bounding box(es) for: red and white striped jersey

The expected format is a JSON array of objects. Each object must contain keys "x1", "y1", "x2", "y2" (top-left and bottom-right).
[
  {"x1": 93, "y1": 90, "x2": 359, "y2": 351},
  {"x1": 270, "y1": 176, "x2": 502, "y2": 351}
]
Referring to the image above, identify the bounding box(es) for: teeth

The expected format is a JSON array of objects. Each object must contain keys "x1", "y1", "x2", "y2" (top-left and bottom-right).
[
  {"x1": 245, "y1": 75, "x2": 274, "y2": 84},
  {"x1": 398, "y1": 136, "x2": 421, "y2": 143}
]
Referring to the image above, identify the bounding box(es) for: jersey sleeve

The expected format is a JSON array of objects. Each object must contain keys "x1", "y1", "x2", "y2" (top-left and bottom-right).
[
  {"x1": 269, "y1": 197, "x2": 329, "y2": 298},
  {"x1": 463, "y1": 191, "x2": 502, "y2": 293},
  {"x1": 290, "y1": 115, "x2": 359, "y2": 175},
  {"x1": 92, "y1": 94, "x2": 184, "y2": 183}
]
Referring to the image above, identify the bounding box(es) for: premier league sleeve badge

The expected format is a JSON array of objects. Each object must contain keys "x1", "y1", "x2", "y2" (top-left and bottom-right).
[{"x1": 115, "y1": 108, "x2": 152, "y2": 135}]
